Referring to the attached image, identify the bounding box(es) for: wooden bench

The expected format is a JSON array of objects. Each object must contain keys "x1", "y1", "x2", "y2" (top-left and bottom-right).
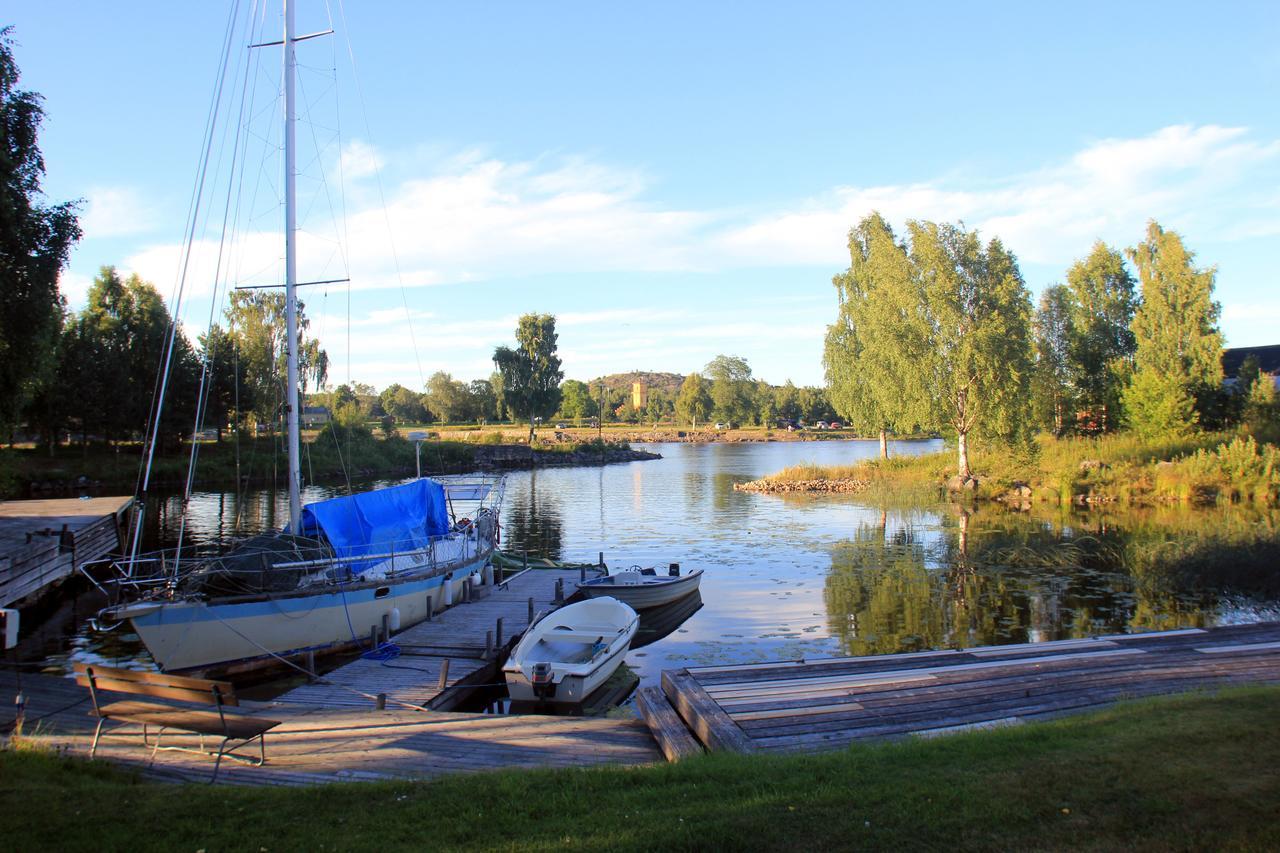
[{"x1": 74, "y1": 664, "x2": 280, "y2": 782}]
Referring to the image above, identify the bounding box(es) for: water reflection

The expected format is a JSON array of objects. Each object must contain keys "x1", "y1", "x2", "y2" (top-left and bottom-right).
[
  {"x1": 824, "y1": 502, "x2": 1280, "y2": 656},
  {"x1": 502, "y1": 468, "x2": 565, "y2": 560}
]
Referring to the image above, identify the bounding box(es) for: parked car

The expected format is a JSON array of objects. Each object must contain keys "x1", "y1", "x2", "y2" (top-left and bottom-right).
[
  {"x1": 714, "y1": 422, "x2": 728, "y2": 430},
  {"x1": 815, "y1": 421, "x2": 829, "y2": 430},
  {"x1": 829, "y1": 421, "x2": 843, "y2": 430},
  {"x1": 555, "y1": 422, "x2": 567, "y2": 429}
]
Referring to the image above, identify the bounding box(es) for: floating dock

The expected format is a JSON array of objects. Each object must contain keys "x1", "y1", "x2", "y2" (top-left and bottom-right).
[
  {"x1": 655, "y1": 622, "x2": 1280, "y2": 754},
  {"x1": 275, "y1": 566, "x2": 601, "y2": 711},
  {"x1": 0, "y1": 496, "x2": 132, "y2": 608}
]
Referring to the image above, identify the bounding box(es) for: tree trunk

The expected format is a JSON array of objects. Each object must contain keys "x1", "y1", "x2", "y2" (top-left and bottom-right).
[
  {"x1": 878, "y1": 428, "x2": 889, "y2": 459},
  {"x1": 956, "y1": 430, "x2": 970, "y2": 480}
]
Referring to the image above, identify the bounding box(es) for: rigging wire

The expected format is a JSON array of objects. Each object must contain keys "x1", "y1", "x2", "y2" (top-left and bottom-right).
[{"x1": 128, "y1": 0, "x2": 245, "y2": 570}]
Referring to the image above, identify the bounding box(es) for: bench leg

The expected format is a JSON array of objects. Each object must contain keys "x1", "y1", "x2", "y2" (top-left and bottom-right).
[
  {"x1": 210, "y1": 737, "x2": 231, "y2": 784},
  {"x1": 89, "y1": 718, "x2": 107, "y2": 759}
]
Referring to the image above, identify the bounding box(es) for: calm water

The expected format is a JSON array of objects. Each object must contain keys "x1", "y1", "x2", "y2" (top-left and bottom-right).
[{"x1": 28, "y1": 439, "x2": 1280, "y2": 690}]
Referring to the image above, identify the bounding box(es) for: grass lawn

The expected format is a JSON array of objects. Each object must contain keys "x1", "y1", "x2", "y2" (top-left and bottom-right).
[
  {"x1": 762, "y1": 432, "x2": 1280, "y2": 505},
  {"x1": 4, "y1": 686, "x2": 1279, "y2": 851}
]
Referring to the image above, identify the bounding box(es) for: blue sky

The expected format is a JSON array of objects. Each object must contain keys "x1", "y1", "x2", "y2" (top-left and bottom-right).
[{"x1": 7, "y1": 1, "x2": 1280, "y2": 389}]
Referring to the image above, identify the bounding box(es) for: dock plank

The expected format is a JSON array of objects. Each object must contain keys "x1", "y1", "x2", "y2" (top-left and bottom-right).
[
  {"x1": 635, "y1": 686, "x2": 703, "y2": 762},
  {"x1": 661, "y1": 622, "x2": 1280, "y2": 754}
]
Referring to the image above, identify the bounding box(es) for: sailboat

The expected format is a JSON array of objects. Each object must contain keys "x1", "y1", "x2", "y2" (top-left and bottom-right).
[{"x1": 97, "y1": 3, "x2": 501, "y2": 676}]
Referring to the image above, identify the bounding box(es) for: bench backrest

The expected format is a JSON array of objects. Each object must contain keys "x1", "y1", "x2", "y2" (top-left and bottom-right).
[{"x1": 73, "y1": 663, "x2": 239, "y2": 707}]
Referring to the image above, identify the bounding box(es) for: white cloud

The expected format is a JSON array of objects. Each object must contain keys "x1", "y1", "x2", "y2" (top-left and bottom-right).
[
  {"x1": 720, "y1": 124, "x2": 1280, "y2": 266},
  {"x1": 110, "y1": 124, "x2": 1280, "y2": 302},
  {"x1": 81, "y1": 186, "x2": 158, "y2": 239}
]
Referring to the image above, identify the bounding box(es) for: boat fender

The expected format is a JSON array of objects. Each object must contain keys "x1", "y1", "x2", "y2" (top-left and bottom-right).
[
  {"x1": 443, "y1": 578, "x2": 453, "y2": 607},
  {"x1": 389, "y1": 607, "x2": 401, "y2": 631}
]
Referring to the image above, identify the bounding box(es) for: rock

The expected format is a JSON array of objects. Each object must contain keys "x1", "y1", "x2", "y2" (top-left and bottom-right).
[
  {"x1": 962, "y1": 477, "x2": 979, "y2": 491},
  {"x1": 946, "y1": 475, "x2": 966, "y2": 492},
  {"x1": 1078, "y1": 459, "x2": 1108, "y2": 472},
  {"x1": 1010, "y1": 480, "x2": 1032, "y2": 498}
]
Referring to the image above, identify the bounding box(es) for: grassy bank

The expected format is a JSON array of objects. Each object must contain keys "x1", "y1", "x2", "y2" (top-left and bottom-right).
[
  {"x1": 760, "y1": 432, "x2": 1280, "y2": 505},
  {"x1": 4, "y1": 686, "x2": 1279, "y2": 850}
]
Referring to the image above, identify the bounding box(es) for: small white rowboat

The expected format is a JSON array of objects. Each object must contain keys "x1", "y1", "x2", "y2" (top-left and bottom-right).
[
  {"x1": 576, "y1": 565, "x2": 703, "y2": 610},
  {"x1": 503, "y1": 597, "x2": 638, "y2": 705}
]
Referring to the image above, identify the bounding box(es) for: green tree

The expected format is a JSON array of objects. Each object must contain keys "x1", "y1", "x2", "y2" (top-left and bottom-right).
[
  {"x1": 425, "y1": 371, "x2": 469, "y2": 423},
  {"x1": 1066, "y1": 241, "x2": 1136, "y2": 432},
  {"x1": 468, "y1": 379, "x2": 498, "y2": 423},
  {"x1": 1031, "y1": 285, "x2": 1075, "y2": 436},
  {"x1": 705, "y1": 355, "x2": 753, "y2": 426},
  {"x1": 493, "y1": 313, "x2": 564, "y2": 442},
  {"x1": 1124, "y1": 221, "x2": 1223, "y2": 436},
  {"x1": 901, "y1": 221, "x2": 1034, "y2": 479},
  {"x1": 380, "y1": 383, "x2": 426, "y2": 423},
  {"x1": 0, "y1": 29, "x2": 82, "y2": 432},
  {"x1": 825, "y1": 213, "x2": 917, "y2": 457},
  {"x1": 198, "y1": 323, "x2": 250, "y2": 440},
  {"x1": 675, "y1": 373, "x2": 711, "y2": 428},
  {"x1": 67, "y1": 267, "x2": 198, "y2": 445},
  {"x1": 773, "y1": 380, "x2": 801, "y2": 422},
  {"x1": 558, "y1": 379, "x2": 594, "y2": 421}
]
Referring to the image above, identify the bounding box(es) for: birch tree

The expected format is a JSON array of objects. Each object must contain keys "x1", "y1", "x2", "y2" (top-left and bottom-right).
[{"x1": 824, "y1": 213, "x2": 916, "y2": 457}]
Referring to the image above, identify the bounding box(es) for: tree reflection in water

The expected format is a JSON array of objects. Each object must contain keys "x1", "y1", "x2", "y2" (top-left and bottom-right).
[
  {"x1": 502, "y1": 468, "x2": 564, "y2": 560},
  {"x1": 824, "y1": 503, "x2": 1280, "y2": 656}
]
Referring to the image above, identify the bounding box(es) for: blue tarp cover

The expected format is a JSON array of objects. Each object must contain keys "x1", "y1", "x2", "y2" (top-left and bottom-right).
[{"x1": 299, "y1": 479, "x2": 450, "y2": 573}]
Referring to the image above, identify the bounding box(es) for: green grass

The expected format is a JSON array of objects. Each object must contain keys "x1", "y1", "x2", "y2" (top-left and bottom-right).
[
  {"x1": 761, "y1": 432, "x2": 1280, "y2": 505},
  {"x1": 4, "y1": 687, "x2": 1280, "y2": 851}
]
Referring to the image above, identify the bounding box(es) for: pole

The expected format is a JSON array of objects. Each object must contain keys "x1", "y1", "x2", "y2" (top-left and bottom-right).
[
  {"x1": 415, "y1": 441, "x2": 422, "y2": 478},
  {"x1": 283, "y1": 0, "x2": 302, "y2": 534}
]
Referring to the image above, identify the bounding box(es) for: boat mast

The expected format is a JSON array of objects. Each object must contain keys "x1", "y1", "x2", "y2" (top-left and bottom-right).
[{"x1": 283, "y1": 0, "x2": 303, "y2": 534}]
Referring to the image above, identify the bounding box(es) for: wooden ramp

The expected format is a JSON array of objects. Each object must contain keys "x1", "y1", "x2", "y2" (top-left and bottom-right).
[
  {"x1": 0, "y1": 496, "x2": 132, "y2": 607},
  {"x1": 1, "y1": 670, "x2": 661, "y2": 785},
  {"x1": 661, "y1": 622, "x2": 1280, "y2": 754},
  {"x1": 275, "y1": 568, "x2": 597, "y2": 711}
]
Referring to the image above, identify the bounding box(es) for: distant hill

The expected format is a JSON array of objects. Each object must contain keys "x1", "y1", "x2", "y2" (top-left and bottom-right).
[{"x1": 582, "y1": 371, "x2": 686, "y2": 396}]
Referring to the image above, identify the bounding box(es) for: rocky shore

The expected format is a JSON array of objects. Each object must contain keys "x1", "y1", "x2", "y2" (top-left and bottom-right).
[
  {"x1": 733, "y1": 477, "x2": 870, "y2": 494},
  {"x1": 474, "y1": 444, "x2": 662, "y2": 469}
]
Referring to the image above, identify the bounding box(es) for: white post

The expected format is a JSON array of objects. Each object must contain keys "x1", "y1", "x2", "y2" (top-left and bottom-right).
[{"x1": 283, "y1": 0, "x2": 302, "y2": 533}]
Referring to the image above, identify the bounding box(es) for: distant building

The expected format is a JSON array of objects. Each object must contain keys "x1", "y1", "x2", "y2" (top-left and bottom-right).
[
  {"x1": 632, "y1": 382, "x2": 648, "y2": 410},
  {"x1": 301, "y1": 406, "x2": 331, "y2": 427},
  {"x1": 1222, "y1": 345, "x2": 1280, "y2": 390}
]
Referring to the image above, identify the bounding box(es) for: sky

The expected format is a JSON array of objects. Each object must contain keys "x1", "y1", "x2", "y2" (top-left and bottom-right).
[{"x1": 6, "y1": 1, "x2": 1280, "y2": 390}]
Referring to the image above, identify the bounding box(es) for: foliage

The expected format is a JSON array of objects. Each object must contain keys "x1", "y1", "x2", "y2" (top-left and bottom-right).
[
  {"x1": 1127, "y1": 220, "x2": 1223, "y2": 426},
  {"x1": 558, "y1": 378, "x2": 596, "y2": 420},
  {"x1": 1030, "y1": 284, "x2": 1075, "y2": 436},
  {"x1": 705, "y1": 354, "x2": 754, "y2": 425},
  {"x1": 424, "y1": 371, "x2": 470, "y2": 423},
  {"x1": 379, "y1": 383, "x2": 426, "y2": 424},
  {"x1": 1123, "y1": 366, "x2": 1197, "y2": 441},
  {"x1": 896, "y1": 220, "x2": 1034, "y2": 477},
  {"x1": 0, "y1": 28, "x2": 82, "y2": 432},
  {"x1": 1065, "y1": 241, "x2": 1136, "y2": 431},
  {"x1": 824, "y1": 213, "x2": 916, "y2": 452},
  {"x1": 223, "y1": 290, "x2": 325, "y2": 426},
  {"x1": 1156, "y1": 435, "x2": 1280, "y2": 502},
  {"x1": 675, "y1": 372, "x2": 711, "y2": 427},
  {"x1": 6, "y1": 688, "x2": 1280, "y2": 850},
  {"x1": 493, "y1": 313, "x2": 564, "y2": 439},
  {"x1": 1241, "y1": 370, "x2": 1280, "y2": 445}
]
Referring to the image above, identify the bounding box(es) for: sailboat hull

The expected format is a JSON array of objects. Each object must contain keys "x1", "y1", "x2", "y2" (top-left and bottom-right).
[{"x1": 124, "y1": 558, "x2": 487, "y2": 674}]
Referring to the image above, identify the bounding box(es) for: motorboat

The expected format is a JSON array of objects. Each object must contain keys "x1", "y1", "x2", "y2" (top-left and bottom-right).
[
  {"x1": 576, "y1": 564, "x2": 703, "y2": 610},
  {"x1": 503, "y1": 597, "x2": 638, "y2": 705}
]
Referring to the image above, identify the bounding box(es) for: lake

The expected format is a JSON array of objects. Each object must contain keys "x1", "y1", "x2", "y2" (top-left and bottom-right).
[{"x1": 25, "y1": 439, "x2": 1280, "y2": 692}]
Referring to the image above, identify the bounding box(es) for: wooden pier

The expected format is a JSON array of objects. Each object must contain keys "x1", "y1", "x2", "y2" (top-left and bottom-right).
[
  {"x1": 0, "y1": 669, "x2": 661, "y2": 785},
  {"x1": 275, "y1": 567, "x2": 600, "y2": 711},
  {"x1": 657, "y1": 622, "x2": 1280, "y2": 754},
  {"x1": 0, "y1": 496, "x2": 132, "y2": 608}
]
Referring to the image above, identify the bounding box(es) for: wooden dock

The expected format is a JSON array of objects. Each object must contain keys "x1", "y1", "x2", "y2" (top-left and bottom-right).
[
  {"x1": 0, "y1": 496, "x2": 132, "y2": 608},
  {"x1": 1, "y1": 669, "x2": 661, "y2": 785},
  {"x1": 658, "y1": 622, "x2": 1280, "y2": 754},
  {"x1": 275, "y1": 567, "x2": 599, "y2": 711}
]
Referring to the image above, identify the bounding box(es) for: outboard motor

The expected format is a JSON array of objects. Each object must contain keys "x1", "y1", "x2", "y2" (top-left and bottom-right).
[
  {"x1": 530, "y1": 662, "x2": 556, "y2": 698},
  {"x1": 669, "y1": 563, "x2": 680, "y2": 577}
]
